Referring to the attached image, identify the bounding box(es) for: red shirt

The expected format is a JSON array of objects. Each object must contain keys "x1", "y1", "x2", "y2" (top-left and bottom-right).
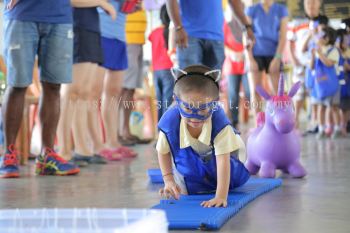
[
  {"x1": 222, "y1": 21, "x2": 245, "y2": 75},
  {"x1": 148, "y1": 27, "x2": 173, "y2": 71}
]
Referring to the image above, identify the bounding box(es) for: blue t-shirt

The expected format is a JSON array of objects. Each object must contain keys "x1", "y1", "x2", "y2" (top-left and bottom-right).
[
  {"x1": 4, "y1": 0, "x2": 72, "y2": 24},
  {"x1": 179, "y1": 0, "x2": 224, "y2": 41},
  {"x1": 98, "y1": 1, "x2": 126, "y2": 41},
  {"x1": 246, "y1": 3, "x2": 288, "y2": 56},
  {"x1": 73, "y1": 8, "x2": 100, "y2": 33}
]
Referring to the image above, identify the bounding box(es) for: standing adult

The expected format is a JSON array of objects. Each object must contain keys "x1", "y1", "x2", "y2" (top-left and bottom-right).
[
  {"x1": 1, "y1": 0, "x2": 79, "y2": 178},
  {"x1": 57, "y1": 0, "x2": 116, "y2": 166},
  {"x1": 245, "y1": 0, "x2": 288, "y2": 115},
  {"x1": 166, "y1": 0, "x2": 254, "y2": 70}
]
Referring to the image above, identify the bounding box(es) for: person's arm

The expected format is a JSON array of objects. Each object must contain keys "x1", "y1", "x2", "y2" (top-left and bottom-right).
[
  {"x1": 158, "y1": 151, "x2": 181, "y2": 200},
  {"x1": 71, "y1": 0, "x2": 117, "y2": 20},
  {"x1": 168, "y1": 22, "x2": 178, "y2": 64},
  {"x1": 166, "y1": 0, "x2": 188, "y2": 48},
  {"x1": 229, "y1": 0, "x2": 255, "y2": 43},
  {"x1": 201, "y1": 153, "x2": 230, "y2": 208},
  {"x1": 243, "y1": 17, "x2": 259, "y2": 72},
  {"x1": 6, "y1": 0, "x2": 18, "y2": 10},
  {"x1": 275, "y1": 17, "x2": 288, "y2": 57},
  {"x1": 156, "y1": 132, "x2": 181, "y2": 200},
  {"x1": 310, "y1": 49, "x2": 316, "y2": 69},
  {"x1": 316, "y1": 48, "x2": 336, "y2": 67},
  {"x1": 269, "y1": 16, "x2": 288, "y2": 73},
  {"x1": 301, "y1": 33, "x2": 313, "y2": 53}
]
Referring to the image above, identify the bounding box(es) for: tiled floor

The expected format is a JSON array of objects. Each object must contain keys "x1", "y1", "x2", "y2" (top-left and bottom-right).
[{"x1": 0, "y1": 135, "x2": 349, "y2": 233}]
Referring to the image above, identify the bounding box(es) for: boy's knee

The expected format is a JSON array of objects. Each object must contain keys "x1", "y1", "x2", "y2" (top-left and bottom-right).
[
  {"x1": 7, "y1": 86, "x2": 27, "y2": 94},
  {"x1": 42, "y1": 82, "x2": 61, "y2": 96}
]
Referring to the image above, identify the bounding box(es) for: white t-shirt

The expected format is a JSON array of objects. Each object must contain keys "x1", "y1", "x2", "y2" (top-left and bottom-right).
[{"x1": 287, "y1": 18, "x2": 310, "y2": 67}]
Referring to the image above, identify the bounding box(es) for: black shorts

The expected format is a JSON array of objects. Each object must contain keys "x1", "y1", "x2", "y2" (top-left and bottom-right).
[
  {"x1": 254, "y1": 56, "x2": 274, "y2": 73},
  {"x1": 73, "y1": 27, "x2": 104, "y2": 65}
]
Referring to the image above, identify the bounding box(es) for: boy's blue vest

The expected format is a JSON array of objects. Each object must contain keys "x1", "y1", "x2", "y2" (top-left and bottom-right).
[
  {"x1": 313, "y1": 47, "x2": 339, "y2": 100},
  {"x1": 158, "y1": 105, "x2": 250, "y2": 195},
  {"x1": 339, "y1": 55, "x2": 350, "y2": 98}
]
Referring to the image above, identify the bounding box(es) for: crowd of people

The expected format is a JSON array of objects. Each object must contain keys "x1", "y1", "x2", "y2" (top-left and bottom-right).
[{"x1": 0, "y1": 0, "x2": 349, "y2": 183}]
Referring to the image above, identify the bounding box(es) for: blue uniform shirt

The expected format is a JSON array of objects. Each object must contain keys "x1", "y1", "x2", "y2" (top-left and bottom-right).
[
  {"x1": 4, "y1": 0, "x2": 72, "y2": 24},
  {"x1": 179, "y1": 0, "x2": 224, "y2": 41},
  {"x1": 98, "y1": 1, "x2": 126, "y2": 41},
  {"x1": 246, "y1": 3, "x2": 288, "y2": 56}
]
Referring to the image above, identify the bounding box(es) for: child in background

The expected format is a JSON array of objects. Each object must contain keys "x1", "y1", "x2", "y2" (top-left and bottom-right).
[
  {"x1": 310, "y1": 26, "x2": 341, "y2": 139},
  {"x1": 337, "y1": 29, "x2": 350, "y2": 136},
  {"x1": 148, "y1": 4, "x2": 174, "y2": 121},
  {"x1": 302, "y1": 17, "x2": 329, "y2": 136},
  {"x1": 223, "y1": 17, "x2": 250, "y2": 128},
  {"x1": 156, "y1": 65, "x2": 250, "y2": 208}
]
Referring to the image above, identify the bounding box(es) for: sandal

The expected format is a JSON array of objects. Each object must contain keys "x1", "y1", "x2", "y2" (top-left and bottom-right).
[
  {"x1": 114, "y1": 147, "x2": 137, "y2": 158},
  {"x1": 127, "y1": 135, "x2": 152, "y2": 144},
  {"x1": 100, "y1": 149, "x2": 123, "y2": 161},
  {"x1": 118, "y1": 135, "x2": 136, "y2": 146}
]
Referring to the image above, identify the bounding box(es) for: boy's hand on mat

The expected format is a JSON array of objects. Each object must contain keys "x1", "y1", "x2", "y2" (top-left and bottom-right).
[
  {"x1": 201, "y1": 197, "x2": 227, "y2": 208},
  {"x1": 101, "y1": 1, "x2": 117, "y2": 20},
  {"x1": 159, "y1": 181, "x2": 181, "y2": 200}
]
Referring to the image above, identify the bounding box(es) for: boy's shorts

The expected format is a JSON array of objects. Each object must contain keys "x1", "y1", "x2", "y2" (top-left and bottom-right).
[
  {"x1": 340, "y1": 97, "x2": 350, "y2": 111},
  {"x1": 315, "y1": 89, "x2": 341, "y2": 107},
  {"x1": 3, "y1": 20, "x2": 73, "y2": 87},
  {"x1": 100, "y1": 37, "x2": 128, "y2": 71},
  {"x1": 254, "y1": 56, "x2": 273, "y2": 73},
  {"x1": 73, "y1": 27, "x2": 104, "y2": 65},
  {"x1": 123, "y1": 44, "x2": 144, "y2": 89}
]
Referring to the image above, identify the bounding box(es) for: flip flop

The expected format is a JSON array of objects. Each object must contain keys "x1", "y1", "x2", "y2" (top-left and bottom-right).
[
  {"x1": 114, "y1": 147, "x2": 137, "y2": 158},
  {"x1": 100, "y1": 149, "x2": 123, "y2": 161},
  {"x1": 119, "y1": 146, "x2": 138, "y2": 156}
]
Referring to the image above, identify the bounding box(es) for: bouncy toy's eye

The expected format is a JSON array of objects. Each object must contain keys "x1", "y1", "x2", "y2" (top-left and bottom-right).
[{"x1": 269, "y1": 108, "x2": 275, "y2": 116}]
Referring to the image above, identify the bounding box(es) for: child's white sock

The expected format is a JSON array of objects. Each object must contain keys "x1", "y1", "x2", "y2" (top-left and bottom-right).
[
  {"x1": 334, "y1": 125, "x2": 341, "y2": 132},
  {"x1": 319, "y1": 125, "x2": 325, "y2": 132}
]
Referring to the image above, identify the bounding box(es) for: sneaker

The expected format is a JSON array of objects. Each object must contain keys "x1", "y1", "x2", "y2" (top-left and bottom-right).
[
  {"x1": 302, "y1": 126, "x2": 318, "y2": 137},
  {"x1": 71, "y1": 154, "x2": 90, "y2": 167},
  {"x1": 0, "y1": 144, "x2": 20, "y2": 178},
  {"x1": 331, "y1": 130, "x2": 342, "y2": 139},
  {"x1": 36, "y1": 148, "x2": 80, "y2": 176},
  {"x1": 316, "y1": 131, "x2": 327, "y2": 139},
  {"x1": 90, "y1": 154, "x2": 108, "y2": 164}
]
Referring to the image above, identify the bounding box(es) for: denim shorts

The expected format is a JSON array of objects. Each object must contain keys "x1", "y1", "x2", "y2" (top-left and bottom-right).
[
  {"x1": 177, "y1": 36, "x2": 225, "y2": 70},
  {"x1": 3, "y1": 20, "x2": 73, "y2": 87}
]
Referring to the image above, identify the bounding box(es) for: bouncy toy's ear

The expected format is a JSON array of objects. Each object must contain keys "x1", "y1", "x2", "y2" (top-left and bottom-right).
[
  {"x1": 256, "y1": 85, "x2": 271, "y2": 100},
  {"x1": 288, "y1": 81, "x2": 301, "y2": 98},
  {"x1": 204, "y1": 69, "x2": 222, "y2": 82},
  {"x1": 171, "y1": 67, "x2": 187, "y2": 82}
]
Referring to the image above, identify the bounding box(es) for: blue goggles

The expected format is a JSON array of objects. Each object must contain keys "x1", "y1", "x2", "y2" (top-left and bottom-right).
[{"x1": 174, "y1": 95, "x2": 219, "y2": 120}]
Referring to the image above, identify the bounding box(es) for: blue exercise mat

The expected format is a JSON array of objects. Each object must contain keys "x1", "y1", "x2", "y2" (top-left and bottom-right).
[{"x1": 149, "y1": 169, "x2": 282, "y2": 230}]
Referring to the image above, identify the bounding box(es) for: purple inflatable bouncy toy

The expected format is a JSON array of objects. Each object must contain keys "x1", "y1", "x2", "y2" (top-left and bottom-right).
[{"x1": 245, "y1": 75, "x2": 307, "y2": 178}]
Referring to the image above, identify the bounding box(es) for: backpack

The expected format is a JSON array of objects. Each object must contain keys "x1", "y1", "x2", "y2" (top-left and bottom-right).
[{"x1": 313, "y1": 47, "x2": 339, "y2": 100}]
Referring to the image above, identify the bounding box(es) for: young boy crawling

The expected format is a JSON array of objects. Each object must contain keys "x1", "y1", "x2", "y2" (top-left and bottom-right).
[{"x1": 156, "y1": 65, "x2": 250, "y2": 208}]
